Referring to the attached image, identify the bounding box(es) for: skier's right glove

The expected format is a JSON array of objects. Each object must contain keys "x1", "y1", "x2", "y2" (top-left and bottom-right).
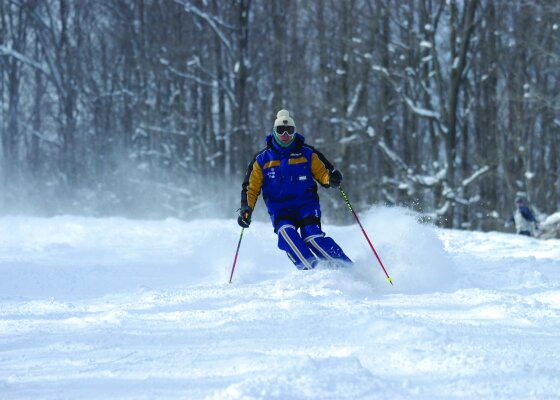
[
  {"x1": 329, "y1": 169, "x2": 342, "y2": 188},
  {"x1": 237, "y1": 206, "x2": 252, "y2": 228}
]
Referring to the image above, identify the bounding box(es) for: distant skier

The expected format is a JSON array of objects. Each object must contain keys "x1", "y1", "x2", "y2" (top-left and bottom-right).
[
  {"x1": 506, "y1": 196, "x2": 539, "y2": 237},
  {"x1": 237, "y1": 109, "x2": 352, "y2": 270}
]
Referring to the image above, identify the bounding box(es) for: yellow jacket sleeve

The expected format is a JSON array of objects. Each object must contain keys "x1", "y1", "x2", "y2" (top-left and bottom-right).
[
  {"x1": 311, "y1": 151, "x2": 334, "y2": 187},
  {"x1": 241, "y1": 159, "x2": 263, "y2": 209}
]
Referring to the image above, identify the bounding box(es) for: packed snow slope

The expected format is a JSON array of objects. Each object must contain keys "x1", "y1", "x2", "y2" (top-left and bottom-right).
[{"x1": 1, "y1": 207, "x2": 559, "y2": 399}]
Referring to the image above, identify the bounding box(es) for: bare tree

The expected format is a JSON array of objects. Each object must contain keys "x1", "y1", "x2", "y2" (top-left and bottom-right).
[{"x1": 0, "y1": 0, "x2": 558, "y2": 227}]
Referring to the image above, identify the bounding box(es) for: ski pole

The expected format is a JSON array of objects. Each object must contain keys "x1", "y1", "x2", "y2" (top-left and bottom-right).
[
  {"x1": 339, "y1": 187, "x2": 393, "y2": 286},
  {"x1": 229, "y1": 227, "x2": 245, "y2": 284}
]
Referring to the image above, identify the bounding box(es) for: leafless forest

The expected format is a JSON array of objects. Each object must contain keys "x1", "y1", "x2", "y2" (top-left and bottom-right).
[{"x1": 1, "y1": 0, "x2": 559, "y2": 232}]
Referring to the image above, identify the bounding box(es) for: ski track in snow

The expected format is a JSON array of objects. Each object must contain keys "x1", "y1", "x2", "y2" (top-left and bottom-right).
[{"x1": 0, "y1": 209, "x2": 559, "y2": 399}]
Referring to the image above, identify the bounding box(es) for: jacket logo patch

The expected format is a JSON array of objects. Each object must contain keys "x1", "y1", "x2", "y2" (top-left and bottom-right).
[
  {"x1": 291, "y1": 153, "x2": 302, "y2": 157},
  {"x1": 299, "y1": 176, "x2": 307, "y2": 181}
]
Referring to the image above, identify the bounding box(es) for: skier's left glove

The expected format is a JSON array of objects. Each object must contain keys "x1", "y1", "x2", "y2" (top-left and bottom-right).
[
  {"x1": 237, "y1": 206, "x2": 252, "y2": 228},
  {"x1": 329, "y1": 169, "x2": 342, "y2": 188}
]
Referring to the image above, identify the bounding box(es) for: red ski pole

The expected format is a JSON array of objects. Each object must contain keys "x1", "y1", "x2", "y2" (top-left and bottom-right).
[
  {"x1": 229, "y1": 228, "x2": 245, "y2": 284},
  {"x1": 339, "y1": 187, "x2": 393, "y2": 286}
]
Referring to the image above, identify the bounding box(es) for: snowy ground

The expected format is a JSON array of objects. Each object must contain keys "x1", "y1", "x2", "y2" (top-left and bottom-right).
[{"x1": 1, "y1": 208, "x2": 559, "y2": 399}]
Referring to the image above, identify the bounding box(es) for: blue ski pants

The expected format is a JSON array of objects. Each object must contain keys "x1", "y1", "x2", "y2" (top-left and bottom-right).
[{"x1": 272, "y1": 203, "x2": 352, "y2": 270}]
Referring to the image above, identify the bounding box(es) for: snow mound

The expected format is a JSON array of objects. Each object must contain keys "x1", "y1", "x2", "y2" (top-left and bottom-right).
[
  {"x1": 206, "y1": 208, "x2": 560, "y2": 296},
  {"x1": 334, "y1": 207, "x2": 458, "y2": 294},
  {"x1": 228, "y1": 206, "x2": 459, "y2": 295}
]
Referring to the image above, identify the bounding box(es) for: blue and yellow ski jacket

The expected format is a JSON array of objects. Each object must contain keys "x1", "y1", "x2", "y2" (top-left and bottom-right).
[{"x1": 241, "y1": 132, "x2": 337, "y2": 217}]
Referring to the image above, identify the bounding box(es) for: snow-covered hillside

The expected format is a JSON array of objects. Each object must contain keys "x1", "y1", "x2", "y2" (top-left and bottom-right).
[{"x1": 1, "y1": 208, "x2": 559, "y2": 399}]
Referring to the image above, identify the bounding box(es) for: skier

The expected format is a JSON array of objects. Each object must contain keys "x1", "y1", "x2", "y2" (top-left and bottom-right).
[
  {"x1": 506, "y1": 196, "x2": 539, "y2": 237},
  {"x1": 237, "y1": 109, "x2": 352, "y2": 270}
]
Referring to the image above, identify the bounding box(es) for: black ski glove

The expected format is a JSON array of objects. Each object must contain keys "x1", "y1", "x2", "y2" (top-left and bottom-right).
[
  {"x1": 329, "y1": 169, "x2": 343, "y2": 188},
  {"x1": 237, "y1": 206, "x2": 253, "y2": 228}
]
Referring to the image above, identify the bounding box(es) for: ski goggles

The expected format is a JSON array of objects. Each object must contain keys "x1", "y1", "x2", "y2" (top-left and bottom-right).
[{"x1": 275, "y1": 125, "x2": 295, "y2": 136}]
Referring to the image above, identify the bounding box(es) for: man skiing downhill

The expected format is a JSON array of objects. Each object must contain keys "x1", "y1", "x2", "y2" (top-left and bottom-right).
[{"x1": 238, "y1": 109, "x2": 352, "y2": 270}]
